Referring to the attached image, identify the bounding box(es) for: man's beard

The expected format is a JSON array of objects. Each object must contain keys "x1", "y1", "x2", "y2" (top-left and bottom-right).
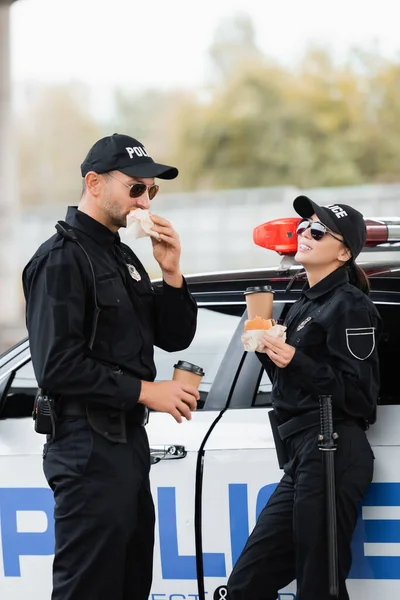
[{"x1": 102, "y1": 195, "x2": 127, "y2": 229}]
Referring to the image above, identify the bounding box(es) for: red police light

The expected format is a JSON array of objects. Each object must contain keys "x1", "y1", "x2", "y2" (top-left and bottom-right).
[
  {"x1": 254, "y1": 217, "x2": 400, "y2": 255},
  {"x1": 364, "y1": 219, "x2": 393, "y2": 246},
  {"x1": 253, "y1": 218, "x2": 300, "y2": 255}
]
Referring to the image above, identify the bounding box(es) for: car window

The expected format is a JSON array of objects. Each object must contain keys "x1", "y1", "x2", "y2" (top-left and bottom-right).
[
  {"x1": 1, "y1": 306, "x2": 243, "y2": 417},
  {"x1": 0, "y1": 355, "x2": 36, "y2": 419},
  {"x1": 10, "y1": 360, "x2": 36, "y2": 391},
  {"x1": 252, "y1": 369, "x2": 273, "y2": 407},
  {"x1": 3, "y1": 298, "x2": 398, "y2": 417},
  {"x1": 154, "y1": 306, "x2": 243, "y2": 409},
  {"x1": 376, "y1": 303, "x2": 400, "y2": 405},
  {"x1": 226, "y1": 300, "x2": 290, "y2": 411}
]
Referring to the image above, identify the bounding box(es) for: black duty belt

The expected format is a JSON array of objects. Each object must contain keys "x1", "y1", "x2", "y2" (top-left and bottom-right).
[
  {"x1": 277, "y1": 410, "x2": 364, "y2": 441},
  {"x1": 58, "y1": 399, "x2": 149, "y2": 426},
  {"x1": 278, "y1": 410, "x2": 321, "y2": 441}
]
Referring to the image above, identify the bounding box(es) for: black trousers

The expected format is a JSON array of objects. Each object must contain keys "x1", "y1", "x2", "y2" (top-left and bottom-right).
[
  {"x1": 227, "y1": 422, "x2": 374, "y2": 600},
  {"x1": 43, "y1": 417, "x2": 155, "y2": 600}
]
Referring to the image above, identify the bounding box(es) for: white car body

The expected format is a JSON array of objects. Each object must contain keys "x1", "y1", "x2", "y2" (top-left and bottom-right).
[{"x1": 0, "y1": 261, "x2": 399, "y2": 600}]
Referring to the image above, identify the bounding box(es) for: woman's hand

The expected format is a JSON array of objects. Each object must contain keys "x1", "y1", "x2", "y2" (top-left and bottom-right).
[{"x1": 261, "y1": 335, "x2": 296, "y2": 368}]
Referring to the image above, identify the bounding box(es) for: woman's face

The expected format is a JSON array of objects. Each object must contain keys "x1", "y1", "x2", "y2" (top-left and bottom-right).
[{"x1": 295, "y1": 214, "x2": 351, "y2": 268}]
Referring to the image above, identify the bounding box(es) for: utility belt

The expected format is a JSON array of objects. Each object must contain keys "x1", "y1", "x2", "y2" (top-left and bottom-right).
[
  {"x1": 58, "y1": 398, "x2": 149, "y2": 426},
  {"x1": 278, "y1": 409, "x2": 323, "y2": 441},
  {"x1": 269, "y1": 409, "x2": 365, "y2": 469},
  {"x1": 33, "y1": 391, "x2": 148, "y2": 438}
]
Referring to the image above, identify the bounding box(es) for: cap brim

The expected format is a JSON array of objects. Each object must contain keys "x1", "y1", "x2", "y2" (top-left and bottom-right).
[
  {"x1": 293, "y1": 195, "x2": 340, "y2": 234},
  {"x1": 119, "y1": 162, "x2": 178, "y2": 180}
]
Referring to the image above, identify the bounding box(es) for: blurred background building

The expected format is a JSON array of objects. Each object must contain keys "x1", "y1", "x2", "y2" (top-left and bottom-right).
[
  {"x1": 0, "y1": 0, "x2": 20, "y2": 349},
  {"x1": 1, "y1": 0, "x2": 400, "y2": 352},
  {"x1": 20, "y1": 184, "x2": 400, "y2": 280}
]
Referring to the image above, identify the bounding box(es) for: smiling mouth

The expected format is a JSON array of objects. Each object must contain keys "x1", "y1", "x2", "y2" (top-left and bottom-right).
[{"x1": 298, "y1": 242, "x2": 313, "y2": 251}]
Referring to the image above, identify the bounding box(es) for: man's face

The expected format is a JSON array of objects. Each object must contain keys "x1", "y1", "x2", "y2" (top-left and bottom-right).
[{"x1": 100, "y1": 171, "x2": 154, "y2": 229}]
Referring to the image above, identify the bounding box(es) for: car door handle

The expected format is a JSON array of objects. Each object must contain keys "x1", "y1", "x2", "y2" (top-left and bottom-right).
[{"x1": 150, "y1": 445, "x2": 187, "y2": 465}]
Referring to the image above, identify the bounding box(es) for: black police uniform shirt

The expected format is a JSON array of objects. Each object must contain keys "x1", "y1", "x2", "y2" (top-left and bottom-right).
[
  {"x1": 259, "y1": 267, "x2": 381, "y2": 425},
  {"x1": 22, "y1": 207, "x2": 198, "y2": 413}
]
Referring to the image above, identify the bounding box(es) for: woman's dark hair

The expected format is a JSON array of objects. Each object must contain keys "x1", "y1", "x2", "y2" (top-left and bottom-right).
[{"x1": 346, "y1": 260, "x2": 370, "y2": 295}]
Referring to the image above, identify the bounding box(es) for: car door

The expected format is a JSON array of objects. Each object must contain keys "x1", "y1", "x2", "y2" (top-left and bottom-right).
[
  {"x1": 0, "y1": 303, "x2": 245, "y2": 600},
  {"x1": 146, "y1": 303, "x2": 245, "y2": 600},
  {"x1": 0, "y1": 342, "x2": 53, "y2": 599},
  {"x1": 198, "y1": 302, "x2": 297, "y2": 600},
  {"x1": 198, "y1": 296, "x2": 400, "y2": 600}
]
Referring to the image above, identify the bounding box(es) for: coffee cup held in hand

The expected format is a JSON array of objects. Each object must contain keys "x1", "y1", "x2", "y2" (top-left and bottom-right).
[
  {"x1": 244, "y1": 285, "x2": 274, "y2": 321},
  {"x1": 173, "y1": 361, "x2": 205, "y2": 390}
]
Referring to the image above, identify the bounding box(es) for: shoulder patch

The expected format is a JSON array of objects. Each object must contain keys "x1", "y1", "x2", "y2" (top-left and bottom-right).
[{"x1": 346, "y1": 327, "x2": 376, "y2": 360}]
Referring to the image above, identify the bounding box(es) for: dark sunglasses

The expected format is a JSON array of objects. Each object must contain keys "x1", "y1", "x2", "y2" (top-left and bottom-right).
[
  {"x1": 296, "y1": 218, "x2": 344, "y2": 243},
  {"x1": 107, "y1": 173, "x2": 159, "y2": 200}
]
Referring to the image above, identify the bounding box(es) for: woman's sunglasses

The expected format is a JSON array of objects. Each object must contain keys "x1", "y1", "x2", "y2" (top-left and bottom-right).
[
  {"x1": 296, "y1": 218, "x2": 344, "y2": 243},
  {"x1": 107, "y1": 173, "x2": 159, "y2": 200}
]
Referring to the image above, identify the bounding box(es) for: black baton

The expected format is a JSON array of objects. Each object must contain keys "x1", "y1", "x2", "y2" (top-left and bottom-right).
[{"x1": 318, "y1": 395, "x2": 339, "y2": 598}]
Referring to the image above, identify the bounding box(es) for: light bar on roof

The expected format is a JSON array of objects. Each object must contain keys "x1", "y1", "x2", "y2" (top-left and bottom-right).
[
  {"x1": 253, "y1": 217, "x2": 400, "y2": 255},
  {"x1": 364, "y1": 219, "x2": 400, "y2": 245}
]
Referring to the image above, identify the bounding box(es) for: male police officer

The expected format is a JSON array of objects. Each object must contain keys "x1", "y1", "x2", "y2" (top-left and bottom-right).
[{"x1": 22, "y1": 133, "x2": 199, "y2": 600}]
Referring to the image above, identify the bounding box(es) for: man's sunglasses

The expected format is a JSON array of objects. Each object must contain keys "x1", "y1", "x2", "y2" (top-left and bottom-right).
[
  {"x1": 296, "y1": 218, "x2": 344, "y2": 243},
  {"x1": 107, "y1": 173, "x2": 159, "y2": 200}
]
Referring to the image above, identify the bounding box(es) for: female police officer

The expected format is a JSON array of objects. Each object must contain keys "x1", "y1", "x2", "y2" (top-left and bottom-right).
[{"x1": 227, "y1": 196, "x2": 381, "y2": 600}]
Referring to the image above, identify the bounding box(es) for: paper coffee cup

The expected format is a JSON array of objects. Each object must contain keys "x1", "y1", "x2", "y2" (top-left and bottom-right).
[
  {"x1": 244, "y1": 286, "x2": 274, "y2": 320},
  {"x1": 173, "y1": 361, "x2": 205, "y2": 389}
]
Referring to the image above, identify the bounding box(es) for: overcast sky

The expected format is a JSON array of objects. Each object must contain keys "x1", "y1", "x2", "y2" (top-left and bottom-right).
[{"x1": 10, "y1": 0, "x2": 400, "y2": 92}]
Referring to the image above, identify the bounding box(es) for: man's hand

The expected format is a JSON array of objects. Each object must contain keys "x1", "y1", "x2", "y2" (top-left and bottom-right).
[
  {"x1": 260, "y1": 335, "x2": 296, "y2": 368},
  {"x1": 150, "y1": 214, "x2": 182, "y2": 286},
  {"x1": 138, "y1": 380, "x2": 200, "y2": 423}
]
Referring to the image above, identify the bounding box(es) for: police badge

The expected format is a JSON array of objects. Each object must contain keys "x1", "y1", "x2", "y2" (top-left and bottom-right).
[
  {"x1": 126, "y1": 263, "x2": 141, "y2": 281},
  {"x1": 296, "y1": 316, "x2": 312, "y2": 331}
]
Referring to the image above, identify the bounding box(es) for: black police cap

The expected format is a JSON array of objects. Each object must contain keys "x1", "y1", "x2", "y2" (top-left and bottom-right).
[{"x1": 80, "y1": 133, "x2": 178, "y2": 180}]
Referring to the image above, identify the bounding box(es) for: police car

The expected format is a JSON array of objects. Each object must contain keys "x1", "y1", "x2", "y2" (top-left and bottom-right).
[{"x1": 0, "y1": 217, "x2": 400, "y2": 600}]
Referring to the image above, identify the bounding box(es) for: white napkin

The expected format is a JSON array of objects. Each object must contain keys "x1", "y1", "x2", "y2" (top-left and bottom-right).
[
  {"x1": 126, "y1": 208, "x2": 161, "y2": 241},
  {"x1": 241, "y1": 325, "x2": 287, "y2": 353}
]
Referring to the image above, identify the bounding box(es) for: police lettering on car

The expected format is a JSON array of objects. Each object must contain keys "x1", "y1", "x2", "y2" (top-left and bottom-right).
[{"x1": 228, "y1": 196, "x2": 381, "y2": 600}]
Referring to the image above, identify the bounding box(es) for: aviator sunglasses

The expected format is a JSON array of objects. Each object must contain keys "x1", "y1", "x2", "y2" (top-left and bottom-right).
[
  {"x1": 107, "y1": 173, "x2": 159, "y2": 200},
  {"x1": 296, "y1": 218, "x2": 344, "y2": 243}
]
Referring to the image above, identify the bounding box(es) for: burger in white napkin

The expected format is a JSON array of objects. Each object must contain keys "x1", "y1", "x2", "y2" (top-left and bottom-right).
[
  {"x1": 127, "y1": 208, "x2": 161, "y2": 241},
  {"x1": 241, "y1": 316, "x2": 287, "y2": 353}
]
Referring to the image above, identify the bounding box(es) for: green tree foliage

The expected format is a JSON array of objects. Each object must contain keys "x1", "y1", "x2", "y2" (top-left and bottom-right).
[
  {"x1": 174, "y1": 17, "x2": 400, "y2": 190},
  {"x1": 16, "y1": 16, "x2": 400, "y2": 202}
]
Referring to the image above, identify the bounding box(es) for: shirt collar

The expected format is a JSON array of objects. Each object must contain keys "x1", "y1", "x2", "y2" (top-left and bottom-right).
[
  {"x1": 302, "y1": 266, "x2": 349, "y2": 300},
  {"x1": 65, "y1": 206, "x2": 121, "y2": 247}
]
